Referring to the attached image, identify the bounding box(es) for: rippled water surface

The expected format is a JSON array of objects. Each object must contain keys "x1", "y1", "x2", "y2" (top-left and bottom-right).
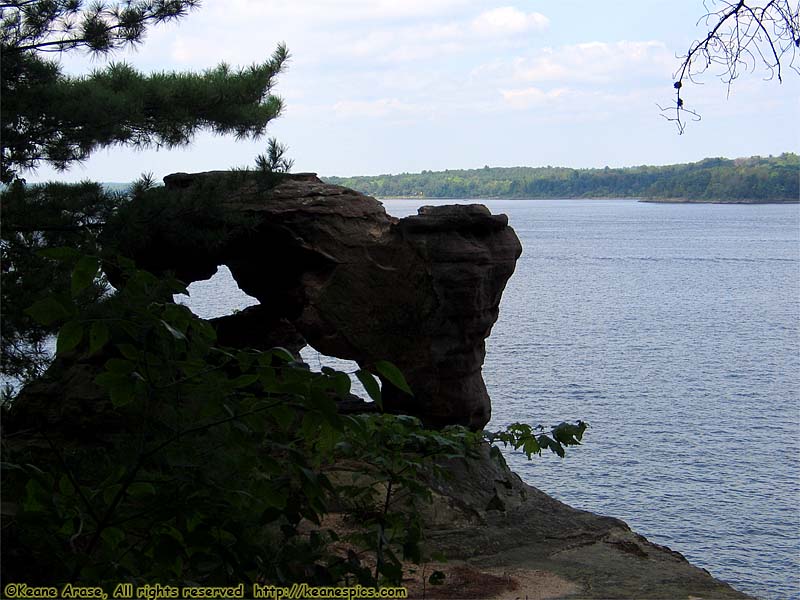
[{"x1": 183, "y1": 198, "x2": 800, "y2": 600}]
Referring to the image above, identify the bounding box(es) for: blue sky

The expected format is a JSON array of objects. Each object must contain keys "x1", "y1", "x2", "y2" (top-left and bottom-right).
[{"x1": 31, "y1": 0, "x2": 800, "y2": 182}]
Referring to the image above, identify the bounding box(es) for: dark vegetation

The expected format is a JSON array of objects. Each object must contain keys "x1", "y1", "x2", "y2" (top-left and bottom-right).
[{"x1": 324, "y1": 153, "x2": 800, "y2": 202}]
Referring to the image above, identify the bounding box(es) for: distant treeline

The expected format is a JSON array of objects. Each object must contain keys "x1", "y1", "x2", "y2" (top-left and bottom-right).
[{"x1": 324, "y1": 153, "x2": 799, "y2": 202}]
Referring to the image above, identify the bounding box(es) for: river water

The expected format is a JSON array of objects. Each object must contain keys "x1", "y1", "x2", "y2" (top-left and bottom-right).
[{"x1": 180, "y1": 198, "x2": 800, "y2": 600}]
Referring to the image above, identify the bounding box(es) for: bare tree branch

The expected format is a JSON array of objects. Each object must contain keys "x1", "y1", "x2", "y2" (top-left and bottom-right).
[{"x1": 664, "y1": 0, "x2": 799, "y2": 133}]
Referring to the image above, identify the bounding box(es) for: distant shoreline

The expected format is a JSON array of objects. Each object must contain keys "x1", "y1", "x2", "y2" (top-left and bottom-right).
[
  {"x1": 639, "y1": 197, "x2": 798, "y2": 204},
  {"x1": 372, "y1": 195, "x2": 799, "y2": 204},
  {"x1": 324, "y1": 153, "x2": 799, "y2": 204}
]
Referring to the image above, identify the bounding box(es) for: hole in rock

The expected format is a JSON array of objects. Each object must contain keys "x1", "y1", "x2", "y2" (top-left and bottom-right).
[
  {"x1": 300, "y1": 347, "x2": 371, "y2": 401},
  {"x1": 173, "y1": 265, "x2": 259, "y2": 320},
  {"x1": 172, "y1": 265, "x2": 373, "y2": 402}
]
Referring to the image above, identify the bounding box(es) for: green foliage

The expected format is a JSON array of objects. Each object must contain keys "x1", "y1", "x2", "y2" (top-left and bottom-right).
[
  {"x1": 1, "y1": 47, "x2": 289, "y2": 183},
  {"x1": 485, "y1": 421, "x2": 588, "y2": 460},
  {"x1": 324, "y1": 153, "x2": 800, "y2": 202},
  {"x1": 2, "y1": 251, "x2": 586, "y2": 588},
  {"x1": 2, "y1": 256, "x2": 368, "y2": 585},
  {"x1": 333, "y1": 414, "x2": 479, "y2": 585},
  {"x1": 373, "y1": 361, "x2": 414, "y2": 396},
  {"x1": 255, "y1": 138, "x2": 295, "y2": 174},
  {"x1": 428, "y1": 570, "x2": 446, "y2": 585},
  {"x1": 1, "y1": 1, "x2": 201, "y2": 55},
  {"x1": 1, "y1": 2, "x2": 289, "y2": 183},
  {"x1": 355, "y1": 369, "x2": 382, "y2": 409},
  {"x1": 0, "y1": 180, "x2": 122, "y2": 384}
]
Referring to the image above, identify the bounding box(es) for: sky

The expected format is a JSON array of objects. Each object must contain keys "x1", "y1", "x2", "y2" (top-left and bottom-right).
[{"x1": 29, "y1": 0, "x2": 800, "y2": 182}]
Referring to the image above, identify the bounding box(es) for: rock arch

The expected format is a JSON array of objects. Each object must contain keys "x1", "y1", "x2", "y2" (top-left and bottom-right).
[{"x1": 110, "y1": 171, "x2": 522, "y2": 429}]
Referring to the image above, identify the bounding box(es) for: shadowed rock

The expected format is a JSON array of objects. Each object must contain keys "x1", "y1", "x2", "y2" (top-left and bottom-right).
[{"x1": 108, "y1": 171, "x2": 522, "y2": 429}]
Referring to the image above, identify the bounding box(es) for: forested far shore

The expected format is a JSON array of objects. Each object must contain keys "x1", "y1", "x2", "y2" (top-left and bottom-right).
[{"x1": 323, "y1": 153, "x2": 799, "y2": 202}]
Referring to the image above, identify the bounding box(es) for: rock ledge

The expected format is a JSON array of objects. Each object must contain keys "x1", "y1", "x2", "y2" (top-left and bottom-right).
[{"x1": 406, "y1": 447, "x2": 752, "y2": 599}]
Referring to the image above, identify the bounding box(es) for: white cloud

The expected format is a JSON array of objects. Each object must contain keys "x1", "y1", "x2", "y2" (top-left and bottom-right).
[
  {"x1": 170, "y1": 36, "x2": 204, "y2": 63},
  {"x1": 325, "y1": 7, "x2": 550, "y2": 65},
  {"x1": 512, "y1": 40, "x2": 674, "y2": 84},
  {"x1": 151, "y1": 0, "x2": 476, "y2": 68},
  {"x1": 501, "y1": 86, "x2": 569, "y2": 108},
  {"x1": 339, "y1": 24, "x2": 464, "y2": 62},
  {"x1": 162, "y1": 2, "x2": 554, "y2": 69},
  {"x1": 332, "y1": 98, "x2": 422, "y2": 118},
  {"x1": 472, "y1": 7, "x2": 549, "y2": 36},
  {"x1": 206, "y1": 0, "x2": 471, "y2": 22}
]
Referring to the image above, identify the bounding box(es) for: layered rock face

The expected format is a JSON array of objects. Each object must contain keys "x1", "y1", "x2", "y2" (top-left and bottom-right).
[{"x1": 113, "y1": 172, "x2": 521, "y2": 429}]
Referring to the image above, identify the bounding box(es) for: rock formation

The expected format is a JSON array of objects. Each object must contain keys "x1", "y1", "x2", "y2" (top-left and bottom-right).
[
  {"x1": 107, "y1": 171, "x2": 522, "y2": 429},
  {"x1": 394, "y1": 448, "x2": 752, "y2": 599}
]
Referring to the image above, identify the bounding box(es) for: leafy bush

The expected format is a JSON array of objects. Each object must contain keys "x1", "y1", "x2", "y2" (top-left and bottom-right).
[{"x1": 2, "y1": 253, "x2": 586, "y2": 589}]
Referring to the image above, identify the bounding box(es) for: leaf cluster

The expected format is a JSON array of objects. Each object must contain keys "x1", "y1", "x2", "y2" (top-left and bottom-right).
[
  {"x1": 255, "y1": 138, "x2": 295, "y2": 175},
  {"x1": 484, "y1": 420, "x2": 588, "y2": 460},
  {"x1": 332, "y1": 414, "x2": 479, "y2": 584},
  {"x1": 1, "y1": 169, "x2": 272, "y2": 389}
]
